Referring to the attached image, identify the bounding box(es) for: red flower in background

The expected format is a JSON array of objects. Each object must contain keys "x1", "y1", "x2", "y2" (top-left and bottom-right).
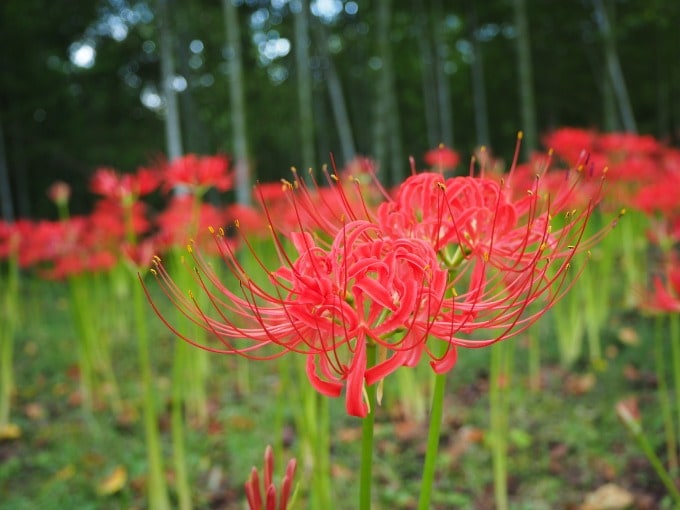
[
  {"x1": 424, "y1": 144, "x2": 460, "y2": 170},
  {"x1": 162, "y1": 154, "x2": 232, "y2": 193},
  {"x1": 90, "y1": 166, "x2": 159, "y2": 202},
  {"x1": 154, "y1": 195, "x2": 227, "y2": 252},
  {"x1": 47, "y1": 181, "x2": 71, "y2": 206}
]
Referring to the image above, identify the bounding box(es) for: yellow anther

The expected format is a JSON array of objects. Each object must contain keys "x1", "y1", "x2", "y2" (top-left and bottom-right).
[
  {"x1": 187, "y1": 244, "x2": 193, "y2": 254},
  {"x1": 208, "y1": 225, "x2": 215, "y2": 234},
  {"x1": 150, "y1": 268, "x2": 157, "y2": 276},
  {"x1": 234, "y1": 219, "x2": 240, "y2": 229},
  {"x1": 219, "y1": 227, "x2": 225, "y2": 236},
  {"x1": 548, "y1": 148, "x2": 554, "y2": 156},
  {"x1": 517, "y1": 131, "x2": 524, "y2": 140}
]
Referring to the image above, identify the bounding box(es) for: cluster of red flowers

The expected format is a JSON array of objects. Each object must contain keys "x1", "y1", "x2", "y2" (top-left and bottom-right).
[
  {"x1": 0, "y1": 154, "x2": 244, "y2": 279},
  {"x1": 147, "y1": 137, "x2": 615, "y2": 417},
  {"x1": 7, "y1": 131, "x2": 677, "y2": 417},
  {"x1": 542, "y1": 128, "x2": 680, "y2": 313}
]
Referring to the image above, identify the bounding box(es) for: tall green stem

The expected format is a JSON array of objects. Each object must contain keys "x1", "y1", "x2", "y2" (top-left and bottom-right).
[
  {"x1": 172, "y1": 340, "x2": 192, "y2": 510},
  {"x1": 490, "y1": 342, "x2": 511, "y2": 510},
  {"x1": 620, "y1": 402, "x2": 680, "y2": 506},
  {"x1": 654, "y1": 315, "x2": 678, "y2": 475},
  {"x1": 670, "y1": 313, "x2": 680, "y2": 452},
  {"x1": 417, "y1": 369, "x2": 448, "y2": 510},
  {"x1": 360, "y1": 343, "x2": 377, "y2": 510},
  {"x1": 133, "y1": 279, "x2": 171, "y2": 510},
  {"x1": 0, "y1": 238, "x2": 19, "y2": 429}
]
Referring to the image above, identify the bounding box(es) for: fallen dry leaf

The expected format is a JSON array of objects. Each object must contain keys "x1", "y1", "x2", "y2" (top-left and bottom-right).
[
  {"x1": 580, "y1": 483, "x2": 634, "y2": 510},
  {"x1": 96, "y1": 465, "x2": 127, "y2": 496},
  {"x1": 565, "y1": 373, "x2": 597, "y2": 395},
  {"x1": 0, "y1": 423, "x2": 21, "y2": 441},
  {"x1": 617, "y1": 327, "x2": 639, "y2": 346},
  {"x1": 51, "y1": 464, "x2": 76, "y2": 483},
  {"x1": 24, "y1": 402, "x2": 46, "y2": 420}
]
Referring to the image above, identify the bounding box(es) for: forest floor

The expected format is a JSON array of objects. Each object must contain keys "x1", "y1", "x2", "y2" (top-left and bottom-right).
[{"x1": 0, "y1": 280, "x2": 675, "y2": 509}]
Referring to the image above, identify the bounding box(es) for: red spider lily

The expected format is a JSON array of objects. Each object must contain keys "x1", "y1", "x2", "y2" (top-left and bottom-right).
[
  {"x1": 90, "y1": 166, "x2": 159, "y2": 202},
  {"x1": 244, "y1": 445, "x2": 297, "y2": 510},
  {"x1": 47, "y1": 181, "x2": 71, "y2": 206},
  {"x1": 162, "y1": 153, "x2": 232, "y2": 193},
  {"x1": 639, "y1": 252, "x2": 680, "y2": 314},
  {"x1": 154, "y1": 194, "x2": 228, "y2": 253},
  {"x1": 424, "y1": 144, "x2": 460, "y2": 170},
  {"x1": 144, "y1": 145, "x2": 612, "y2": 417}
]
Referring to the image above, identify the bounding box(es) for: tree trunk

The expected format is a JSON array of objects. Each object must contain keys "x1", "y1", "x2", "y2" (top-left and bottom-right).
[
  {"x1": 157, "y1": 0, "x2": 183, "y2": 161},
  {"x1": 326, "y1": 57, "x2": 356, "y2": 166},
  {"x1": 373, "y1": 0, "x2": 404, "y2": 185},
  {"x1": 415, "y1": 5, "x2": 438, "y2": 148},
  {"x1": 222, "y1": 0, "x2": 251, "y2": 205},
  {"x1": 293, "y1": 0, "x2": 316, "y2": 173},
  {"x1": 469, "y1": 3, "x2": 490, "y2": 147},
  {"x1": 0, "y1": 116, "x2": 14, "y2": 222},
  {"x1": 513, "y1": 0, "x2": 538, "y2": 157},
  {"x1": 592, "y1": 0, "x2": 637, "y2": 133},
  {"x1": 432, "y1": 0, "x2": 453, "y2": 146},
  {"x1": 312, "y1": 23, "x2": 355, "y2": 166}
]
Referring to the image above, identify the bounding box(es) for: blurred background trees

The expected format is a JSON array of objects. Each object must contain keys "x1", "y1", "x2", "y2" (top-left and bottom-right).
[{"x1": 1, "y1": 0, "x2": 679, "y2": 219}]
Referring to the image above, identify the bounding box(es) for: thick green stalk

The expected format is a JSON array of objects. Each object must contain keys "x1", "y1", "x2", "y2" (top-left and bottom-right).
[
  {"x1": 360, "y1": 343, "x2": 377, "y2": 510},
  {"x1": 620, "y1": 406, "x2": 680, "y2": 506},
  {"x1": 490, "y1": 342, "x2": 510, "y2": 510},
  {"x1": 417, "y1": 369, "x2": 448, "y2": 510},
  {"x1": 654, "y1": 316, "x2": 678, "y2": 475},
  {"x1": 67, "y1": 277, "x2": 96, "y2": 415},
  {"x1": 172, "y1": 339, "x2": 192, "y2": 510},
  {"x1": 671, "y1": 313, "x2": 680, "y2": 452},
  {"x1": 294, "y1": 357, "x2": 332, "y2": 509},
  {"x1": 527, "y1": 330, "x2": 540, "y2": 393},
  {"x1": 0, "y1": 241, "x2": 18, "y2": 428},
  {"x1": 133, "y1": 273, "x2": 171, "y2": 510}
]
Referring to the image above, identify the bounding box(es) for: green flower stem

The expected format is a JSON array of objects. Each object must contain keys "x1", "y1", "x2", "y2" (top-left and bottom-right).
[
  {"x1": 67, "y1": 276, "x2": 96, "y2": 415},
  {"x1": 0, "y1": 239, "x2": 19, "y2": 428},
  {"x1": 621, "y1": 407, "x2": 680, "y2": 506},
  {"x1": 172, "y1": 339, "x2": 192, "y2": 510},
  {"x1": 527, "y1": 329, "x2": 540, "y2": 393},
  {"x1": 417, "y1": 369, "x2": 448, "y2": 510},
  {"x1": 671, "y1": 313, "x2": 680, "y2": 453},
  {"x1": 133, "y1": 278, "x2": 171, "y2": 510},
  {"x1": 654, "y1": 316, "x2": 678, "y2": 475},
  {"x1": 128, "y1": 199, "x2": 169, "y2": 510},
  {"x1": 295, "y1": 357, "x2": 331, "y2": 509},
  {"x1": 490, "y1": 341, "x2": 511, "y2": 510},
  {"x1": 360, "y1": 342, "x2": 377, "y2": 510}
]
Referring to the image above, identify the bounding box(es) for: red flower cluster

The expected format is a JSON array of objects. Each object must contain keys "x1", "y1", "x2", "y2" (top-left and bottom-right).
[
  {"x1": 147, "y1": 142, "x2": 611, "y2": 417},
  {"x1": 0, "y1": 154, "x2": 235, "y2": 279}
]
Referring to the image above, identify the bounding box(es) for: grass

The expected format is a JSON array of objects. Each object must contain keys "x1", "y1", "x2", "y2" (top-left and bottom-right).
[{"x1": 0, "y1": 276, "x2": 675, "y2": 509}]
